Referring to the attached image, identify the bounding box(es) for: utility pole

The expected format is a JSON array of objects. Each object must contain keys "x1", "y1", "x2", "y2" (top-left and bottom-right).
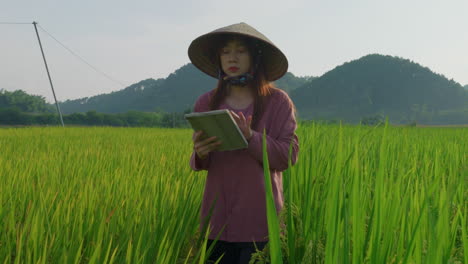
[{"x1": 32, "y1": 21, "x2": 65, "y2": 127}]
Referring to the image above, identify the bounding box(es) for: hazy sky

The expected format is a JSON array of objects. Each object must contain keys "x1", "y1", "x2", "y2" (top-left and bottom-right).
[{"x1": 1, "y1": 0, "x2": 467, "y2": 103}]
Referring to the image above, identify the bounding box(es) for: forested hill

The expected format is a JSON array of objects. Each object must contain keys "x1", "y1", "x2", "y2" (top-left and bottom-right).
[
  {"x1": 59, "y1": 64, "x2": 311, "y2": 114},
  {"x1": 3, "y1": 55, "x2": 467, "y2": 125},
  {"x1": 291, "y1": 54, "x2": 468, "y2": 124},
  {"x1": 59, "y1": 64, "x2": 212, "y2": 114}
]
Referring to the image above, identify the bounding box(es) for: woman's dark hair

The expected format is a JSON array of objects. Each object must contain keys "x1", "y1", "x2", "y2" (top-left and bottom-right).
[{"x1": 208, "y1": 35, "x2": 277, "y2": 130}]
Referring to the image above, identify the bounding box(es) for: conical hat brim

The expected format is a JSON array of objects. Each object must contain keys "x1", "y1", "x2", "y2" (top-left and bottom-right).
[{"x1": 188, "y1": 22, "x2": 288, "y2": 81}]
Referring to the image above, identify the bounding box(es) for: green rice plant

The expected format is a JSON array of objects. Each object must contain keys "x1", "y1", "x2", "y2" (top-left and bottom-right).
[
  {"x1": 0, "y1": 124, "x2": 465, "y2": 263},
  {"x1": 0, "y1": 127, "x2": 207, "y2": 263},
  {"x1": 280, "y1": 123, "x2": 466, "y2": 264},
  {"x1": 261, "y1": 129, "x2": 284, "y2": 264}
]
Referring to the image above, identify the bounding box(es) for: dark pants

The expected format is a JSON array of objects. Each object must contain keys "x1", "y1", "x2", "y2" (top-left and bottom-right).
[{"x1": 206, "y1": 239, "x2": 268, "y2": 264}]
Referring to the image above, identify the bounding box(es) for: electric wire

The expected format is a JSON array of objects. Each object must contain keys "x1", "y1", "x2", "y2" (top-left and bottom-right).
[
  {"x1": 36, "y1": 24, "x2": 127, "y2": 88},
  {"x1": 2, "y1": 21, "x2": 127, "y2": 88},
  {"x1": 0, "y1": 22, "x2": 32, "y2": 24}
]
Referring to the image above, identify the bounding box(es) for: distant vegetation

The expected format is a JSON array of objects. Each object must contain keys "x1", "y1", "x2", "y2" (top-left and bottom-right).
[
  {"x1": 0, "y1": 89, "x2": 54, "y2": 113},
  {"x1": 0, "y1": 89, "x2": 189, "y2": 127},
  {"x1": 57, "y1": 64, "x2": 310, "y2": 114},
  {"x1": 273, "y1": 72, "x2": 315, "y2": 94},
  {"x1": 291, "y1": 54, "x2": 468, "y2": 125},
  {"x1": 1, "y1": 54, "x2": 467, "y2": 126}
]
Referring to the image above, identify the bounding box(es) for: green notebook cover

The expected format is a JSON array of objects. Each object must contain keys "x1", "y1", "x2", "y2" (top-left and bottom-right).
[{"x1": 184, "y1": 109, "x2": 248, "y2": 151}]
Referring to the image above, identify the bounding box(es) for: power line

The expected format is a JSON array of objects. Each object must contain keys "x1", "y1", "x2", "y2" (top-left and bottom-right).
[
  {"x1": 36, "y1": 24, "x2": 128, "y2": 88},
  {"x1": 1, "y1": 21, "x2": 128, "y2": 88},
  {"x1": 0, "y1": 22, "x2": 32, "y2": 24}
]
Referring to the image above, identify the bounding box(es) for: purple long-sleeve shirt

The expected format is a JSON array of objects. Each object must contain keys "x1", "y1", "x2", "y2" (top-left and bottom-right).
[{"x1": 190, "y1": 88, "x2": 299, "y2": 242}]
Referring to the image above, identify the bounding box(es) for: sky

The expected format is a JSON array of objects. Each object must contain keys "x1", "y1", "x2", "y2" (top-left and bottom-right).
[{"x1": 1, "y1": 0, "x2": 467, "y2": 103}]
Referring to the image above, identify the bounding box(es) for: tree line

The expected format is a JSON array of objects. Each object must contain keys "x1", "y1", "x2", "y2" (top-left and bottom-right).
[
  {"x1": 0, "y1": 89, "x2": 190, "y2": 127},
  {"x1": 0, "y1": 108, "x2": 191, "y2": 128},
  {"x1": 0, "y1": 89, "x2": 53, "y2": 113}
]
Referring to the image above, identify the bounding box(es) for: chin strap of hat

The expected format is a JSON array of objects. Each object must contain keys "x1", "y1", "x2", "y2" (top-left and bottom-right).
[{"x1": 222, "y1": 72, "x2": 254, "y2": 86}]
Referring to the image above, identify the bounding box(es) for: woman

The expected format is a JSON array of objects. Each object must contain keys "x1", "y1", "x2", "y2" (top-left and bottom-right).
[{"x1": 188, "y1": 22, "x2": 299, "y2": 264}]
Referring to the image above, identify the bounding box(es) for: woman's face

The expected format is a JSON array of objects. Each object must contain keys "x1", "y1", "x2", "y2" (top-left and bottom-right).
[{"x1": 219, "y1": 39, "x2": 251, "y2": 78}]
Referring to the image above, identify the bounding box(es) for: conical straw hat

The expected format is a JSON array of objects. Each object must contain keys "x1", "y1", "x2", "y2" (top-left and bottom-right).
[{"x1": 188, "y1": 22, "x2": 288, "y2": 81}]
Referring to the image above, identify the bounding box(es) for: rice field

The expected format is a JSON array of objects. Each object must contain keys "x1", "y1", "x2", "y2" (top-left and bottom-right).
[{"x1": 0, "y1": 124, "x2": 466, "y2": 263}]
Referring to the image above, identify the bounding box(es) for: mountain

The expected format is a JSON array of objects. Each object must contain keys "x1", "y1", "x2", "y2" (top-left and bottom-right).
[
  {"x1": 273, "y1": 72, "x2": 315, "y2": 94},
  {"x1": 48, "y1": 55, "x2": 468, "y2": 124},
  {"x1": 59, "y1": 64, "x2": 310, "y2": 114},
  {"x1": 464, "y1": 84, "x2": 468, "y2": 90},
  {"x1": 291, "y1": 54, "x2": 467, "y2": 123},
  {"x1": 59, "y1": 64, "x2": 215, "y2": 114}
]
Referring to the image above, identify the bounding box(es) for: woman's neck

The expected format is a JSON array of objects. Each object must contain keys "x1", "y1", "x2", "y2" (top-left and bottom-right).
[
  {"x1": 227, "y1": 84, "x2": 254, "y2": 100},
  {"x1": 225, "y1": 84, "x2": 254, "y2": 110}
]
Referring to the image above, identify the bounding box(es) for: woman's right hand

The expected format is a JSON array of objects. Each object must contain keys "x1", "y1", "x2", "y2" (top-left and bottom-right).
[{"x1": 193, "y1": 131, "x2": 222, "y2": 159}]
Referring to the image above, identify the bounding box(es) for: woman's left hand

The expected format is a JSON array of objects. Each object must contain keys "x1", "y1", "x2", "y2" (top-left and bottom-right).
[{"x1": 230, "y1": 111, "x2": 253, "y2": 141}]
